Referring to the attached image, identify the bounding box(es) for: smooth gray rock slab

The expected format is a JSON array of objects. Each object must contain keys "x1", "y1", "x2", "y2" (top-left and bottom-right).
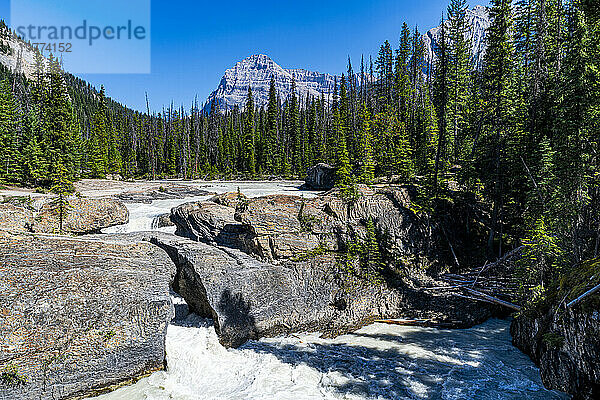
[
  {"x1": 31, "y1": 197, "x2": 129, "y2": 234},
  {"x1": 0, "y1": 232, "x2": 175, "y2": 400}
]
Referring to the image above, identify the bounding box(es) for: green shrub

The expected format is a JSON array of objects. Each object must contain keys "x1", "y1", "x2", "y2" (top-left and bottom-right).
[
  {"x1": 542, "y1": 332, "x2": 564, "y2": 349},
  {"x1": 0, "y1": 364, "x2": 28, "y2": 387}
]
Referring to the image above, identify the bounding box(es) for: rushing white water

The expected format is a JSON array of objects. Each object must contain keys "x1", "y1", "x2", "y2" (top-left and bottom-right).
[
  {"x1": 94, "y1": 181, "x2": 568, "y2": 400},
  {"x1": 102, "y1": 181, "x2": 316, "y2": 234}
]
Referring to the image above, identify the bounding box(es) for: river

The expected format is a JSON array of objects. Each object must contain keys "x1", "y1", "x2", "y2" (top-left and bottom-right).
[{"x1": 95, "y1": 181, "x2": 568, "y2": 400}]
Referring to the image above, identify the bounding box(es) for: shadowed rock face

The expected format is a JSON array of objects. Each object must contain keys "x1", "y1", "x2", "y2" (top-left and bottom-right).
[
  {"x1": 512, "y1": 306, "x2": 600, "y2": 399},
  {"x1": 31, "y1": 197, "x2": 129, "y2": 234},
  {"x1": 0, "y1": 232, "x2": 175, "y2": 400},
  {"x1": 304, "y1": 163, "x2": 337, "y2": 190}
]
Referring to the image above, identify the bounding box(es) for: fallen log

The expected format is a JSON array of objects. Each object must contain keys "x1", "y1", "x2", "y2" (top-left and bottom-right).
[
  {"x1": 566, "y1": 283, "x2": 600, "y2": 308},
  {"x1": 461, "y1": 287, "x2": 521, "y2": 311}
]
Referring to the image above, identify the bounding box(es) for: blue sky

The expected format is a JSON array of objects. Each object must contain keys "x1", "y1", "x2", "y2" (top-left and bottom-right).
[{"x1": 2, "y1": 0, "x2": 488, "y2": 112}]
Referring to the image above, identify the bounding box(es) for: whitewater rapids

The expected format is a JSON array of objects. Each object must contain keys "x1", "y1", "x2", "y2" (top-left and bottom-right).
[{"x1": 95, "y1": 181, "x2": 567, "y2": 400}]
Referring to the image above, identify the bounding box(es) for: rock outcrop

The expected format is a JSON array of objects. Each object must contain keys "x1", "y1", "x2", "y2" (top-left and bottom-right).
[
  {"x1": 171, "y1": 186, "x2": 458, "y2": 270},
  {"x1": 209, "y1": 191, "x2": 247, "y2": 208},
  {"x1": 146, "y1": 232, "x2": 490, "y2": 348},
  {"x1": 0, "y1": 231, "x2": 175, "y2": 400},
  {"x1": 166, "y1": 187, "x2": 493, "y2": 347},
  {"x1": 512, "y1": 308, "x2": 599, "y2": 399},
  {"x1": 171, "y1": 201, "x2": 247, "y2": 248},
  {"x1": 511, "y1": 259, "x2": 600, "y2": 399},
  {"x1": 303, "y1": 163, "x2": 337, "y2": 190},
  {"x1": 31, "y1": 197, "x2": 129, "y2": 234},
  {"x1": 230, "y1": 187, "x2": 429, "y2": 268}
]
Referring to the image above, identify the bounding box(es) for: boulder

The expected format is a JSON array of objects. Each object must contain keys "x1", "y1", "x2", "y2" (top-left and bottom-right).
[
  {"x1": 152, "y1": 213, "x2": 174, "y2": 229},
  {"x1": 0, "y1": 204, "x2": 34, "y2": 232},
  {"x1": 0, "y1": 231, "x2": 175, "y2": 400},
  {"x1": 146, "y1": 233, "x2": 490, "y2": 348},
  {"x1": 209, "y1": 191, "x2": 247, "y2": 208},
  {"x1": 171, "y1": 201, "x2": 247, "y2": 248},
  {"x1": 167, "y1": 188, "x2": 495, "y2": 348},
  {"x1": 31, "y1": 197, "x2": 129, "y2": 234},
  {"x1": 172, "y1": 187, "x2": 435, "y2": 269},
  {"x1": 304, "y1": 163, "x2": 337, "y2": 190},
  {"x1": 228, "y1": 188, "x2": 425, "y2": 267}
]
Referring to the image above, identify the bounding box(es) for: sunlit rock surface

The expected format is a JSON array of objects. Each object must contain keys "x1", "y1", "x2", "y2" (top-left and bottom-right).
[{"x1": 0, "y1": 232, "x2": 175, "y2": 400}]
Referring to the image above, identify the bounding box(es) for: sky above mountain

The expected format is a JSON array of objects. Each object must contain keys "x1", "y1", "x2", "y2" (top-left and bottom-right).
[{"x1": 1, "y1": 0, "x2": 490, "y2": 112}]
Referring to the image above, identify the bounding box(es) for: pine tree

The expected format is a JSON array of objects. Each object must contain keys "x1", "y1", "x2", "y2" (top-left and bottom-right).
[
  {"x1": 358, "y1": 103, "x2": 375, "y2": 184},
  {"x1": 22, "y1": 109, "x2": 45, "y2": 185},
  {"x1": 290, "y1": 78, "x2": 301, "y2": 174},
  {"x1": 447, "y1": 0, "x2": 472, "y2": 162},
  {"x1": 482, "y1": 0, "x2": 518, "y2": 256},
  {"x1": 334, "y1": 108, "x2": 353, "y2": 192},
  {"x1": 243, "y1": 86, "x2": 256, "y2": 174},
  {"x1": 90, "y1": 86, "x2": 111, "y2": 177},
  {"x1": 43, "y1": 57, "x2": 77, "y2": 181},
  {"x1": 0, "y1": 77, "x2": 20, "y2": 183},
  {"x1": 50, "y1": 162, "x2": 73, "y2": 234},
  {"x1": 433, "y1": 14, "x2": 450, "y2": 192},
  {"x1": 265, "y1": 76, "x2": 277, "y2": 173}
]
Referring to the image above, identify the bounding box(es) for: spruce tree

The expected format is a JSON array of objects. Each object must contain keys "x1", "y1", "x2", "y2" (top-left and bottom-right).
[
  {"x1": 50, "y1": 162, "x2": 73, "y2": 234},
  {"x1": 334, "y1": 108, "x2": 353, "y2": 194},
  {"x1": 0, "y1": 77, "x2": 19, "y2": 183},
  {"x1": 447, "y1": 0, "x2": 472, "y2": 162},
  {"x1": 482, "y1": 0, "x2": 518, "y2": 256},
  {"x1": 90, "y1": 86, "x2": 111, "y2": 177},
  {"x1": 44, "y1": 57, "x2": 77, "y2": 181},
  {"x1": 265, "y1": 76, "x2": 277, "y2": 173},
  {"x1": 243, "y1": 86, "x2": 256, "y2": 175},
  {"x1": 22, "y1": 109, "x2": 45, "y2": 185}
]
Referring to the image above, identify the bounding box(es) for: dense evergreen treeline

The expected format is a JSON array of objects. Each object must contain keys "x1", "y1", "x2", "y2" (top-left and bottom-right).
[{"x1": 1, "y1": 0, "x2": 599, "y2": 288}]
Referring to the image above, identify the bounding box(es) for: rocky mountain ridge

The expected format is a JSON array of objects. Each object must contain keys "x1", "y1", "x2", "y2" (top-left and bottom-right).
[
  {"x1": 205, "y1": 6, "x2": 490, "y2": 111},
  {"x1": 423, "y1": 5, "x2": 490, "y2": 68},
  {"x1": 204, "y1": 54, "x2": 338, "y2": 112},
  {"x1": 0, "y1": 25, "x2": 49, "y2": 79}
]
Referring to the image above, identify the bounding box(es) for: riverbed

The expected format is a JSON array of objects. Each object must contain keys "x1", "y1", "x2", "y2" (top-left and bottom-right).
[{"x1": 94, "y1": 181, "x2": 568, "y2": 400}]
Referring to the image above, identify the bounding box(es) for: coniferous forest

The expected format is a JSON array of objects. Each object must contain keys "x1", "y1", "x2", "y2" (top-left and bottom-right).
[{"x1": 0, "y1": 0, "x2": 599, "y2": 289}]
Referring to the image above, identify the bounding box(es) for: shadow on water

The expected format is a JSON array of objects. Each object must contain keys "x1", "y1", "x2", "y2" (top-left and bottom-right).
[{"x1": 242, "y1": 320, "x2": 568, "y2": 400}]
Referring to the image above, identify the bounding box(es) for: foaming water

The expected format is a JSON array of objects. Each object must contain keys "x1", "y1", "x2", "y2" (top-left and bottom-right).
[
  {"x1": 95, "y1": 181, "x2": 567, "y2": 400},
  {"x1": 95, "y1": 305, "x2": 566, "y2": 400}
]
